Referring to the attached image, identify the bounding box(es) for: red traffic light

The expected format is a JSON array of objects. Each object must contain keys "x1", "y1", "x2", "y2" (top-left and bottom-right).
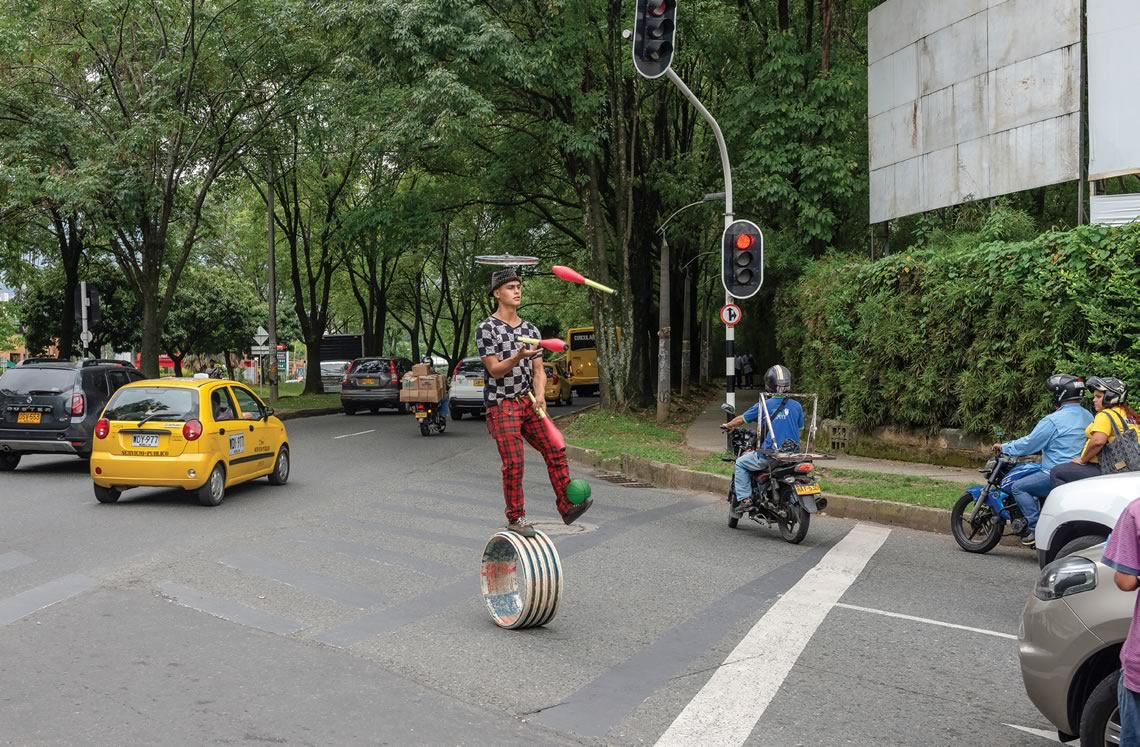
[
  {"x1": 734, "y1": 233, "x2": 755, "y2": 250},
  {"x1": 648, "y1": 0, "x2": 668, "y2": 16}
]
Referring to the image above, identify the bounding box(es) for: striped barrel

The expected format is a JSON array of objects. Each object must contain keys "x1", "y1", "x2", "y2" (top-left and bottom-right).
[{"x1": 480, "y1": 529, "x2": 563, "y2": 629}]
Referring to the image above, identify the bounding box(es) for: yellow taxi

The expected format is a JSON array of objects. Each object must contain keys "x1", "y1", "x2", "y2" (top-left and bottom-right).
[
  {"x1": 543, "y1": 360, "x2": 573, "y2": 407},
  {"x1": 90, "y1": 377, "x2": 289, "y2": 506}
]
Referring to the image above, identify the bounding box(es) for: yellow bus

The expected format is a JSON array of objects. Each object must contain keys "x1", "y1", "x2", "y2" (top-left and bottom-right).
[{"x1": 566, "y1": 327, "x2": 598, "y2": 395}]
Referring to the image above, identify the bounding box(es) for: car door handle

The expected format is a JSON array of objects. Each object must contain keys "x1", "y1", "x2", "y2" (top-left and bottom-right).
[{"x1": 218, "y1": 428, "x2": 226, "y2": 435}]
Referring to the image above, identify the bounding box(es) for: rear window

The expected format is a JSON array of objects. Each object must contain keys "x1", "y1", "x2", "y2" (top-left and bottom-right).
[
  {"x1": 458, "y1": 360, "x2": 484, "y2": 374},
  {"x1": 104, "y1": 387, "x2": 199, "y2": 422},
  {"x1": 0, "y1": 368, "x2": 77, "y2": 394},
  {"x1": 352, "y1": 359, "x2": 391, "y2": 374},
  {"x1": 569, "y1": 331, "x2": 595, "y2": 350},
  {"x1": 321, "y1": 362, "x2": 348, "y2": 375}
]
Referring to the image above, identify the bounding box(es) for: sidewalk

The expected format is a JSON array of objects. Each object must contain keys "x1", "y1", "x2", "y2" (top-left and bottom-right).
[{"x1": 685, "y1": 390, "x2": 979, "y2": 485}]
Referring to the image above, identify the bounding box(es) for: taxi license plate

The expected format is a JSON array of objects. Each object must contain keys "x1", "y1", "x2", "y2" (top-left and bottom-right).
[
  {"x1": 17, "y1": 412, "x2": 41, "y2": 425},
  {"x1": 794, "y1": 484, "x2": 821, "y2": 496},
  {"x1": 132, "y1": 435, "x2": 160, "y2": 448},
  {"x1": 361, "y1": 378, "x2": 376, "y2": 386},
  {"x1": 474, "y1": 379, "x2": 484, "y2": 387}
]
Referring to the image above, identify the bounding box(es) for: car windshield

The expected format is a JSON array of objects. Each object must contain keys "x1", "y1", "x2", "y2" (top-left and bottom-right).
[
  {"x1": 104, "y1": 388, "x2": 198, "y2": 422},
  {"x1": 353, "y1": 359, "x2": 390, "y2": 374},
  {"x1": 0, "y1": 368, "x2": 76, "y2": 395}
]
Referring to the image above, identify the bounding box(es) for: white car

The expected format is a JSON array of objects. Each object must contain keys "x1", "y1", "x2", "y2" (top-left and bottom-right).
[
  {"x1": 449, "y1": 356, "x2": 486, "y2": 420},
  {"x1": 1035, "y1": 471, "x2": 1140, "y2": 567}
]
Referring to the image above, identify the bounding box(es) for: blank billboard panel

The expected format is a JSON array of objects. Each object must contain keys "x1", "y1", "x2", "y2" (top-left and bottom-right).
[
  {"x1": 1088, "y1": 0, "x2": 1140, "y2": 181},
  {"x1": 868, "y1": 0, "x2": 1081, "y2": 223}
]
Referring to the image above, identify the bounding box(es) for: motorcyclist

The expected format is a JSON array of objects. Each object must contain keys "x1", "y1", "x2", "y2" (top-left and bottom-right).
[
  {"x1": 993, "y1": 374, "x2": 1092, "y2": 547},
  {"x1": 1051, "y1": 376, "x2": 1140, "y2": 488},
  {"x1": 720, "y1": 365, "x2": 805, "y2": 511}
]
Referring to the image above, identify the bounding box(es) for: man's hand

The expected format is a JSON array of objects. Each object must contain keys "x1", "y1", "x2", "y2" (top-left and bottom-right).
[
  {"x1": 991, "y1": 443, "x2": 1003, "y2": 452},
  {"x1": 721, "y1": 415, "x2": 744, "y2": 431},
  {"x1": 1072, "y1": 455, "x2": 1085, "y2": 464},
  {"x1": 533, "y1": 394, "x2": 547, "y2": 414},
  {"x1": 514, "y1": 345, "x2": 542, "y2": 362}
]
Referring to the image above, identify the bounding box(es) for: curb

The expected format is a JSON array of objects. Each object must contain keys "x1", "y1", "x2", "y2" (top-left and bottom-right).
[
  {"x1": 565, "y1": 444, "x2": 958, "y2": 537},
  {"x1": 277, "y1": 407, "x2": 343, "y2": 421},
  {"x1": 552, "y1": 402, "x2": 599, "y2": 423}
]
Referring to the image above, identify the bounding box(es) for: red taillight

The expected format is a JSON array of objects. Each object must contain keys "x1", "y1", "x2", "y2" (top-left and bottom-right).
[
  {"x1": 182, "y1": 419, "x2": 203, "y2": 441},
  {"x1": 70, "y1": 392, "x2": 85, "y2": 417},
  {"x1": 452, "y1": 362, "x2": 461, "y2": 379},
  {"x1": 341, "y1": 362, "x2": 353, "y2": 385},
  {"x1": 551, "y1": 375, "x2": 559, "y2": 385},
  {"x1": 94, "y1": 418, "x2": 110, "y2": 439},
  {"x1": 794, "y1": 463, "x2": 814, "y2": 474},
  {"x1": 389, "y1": 360, "x2": 398, "y2": 378}
]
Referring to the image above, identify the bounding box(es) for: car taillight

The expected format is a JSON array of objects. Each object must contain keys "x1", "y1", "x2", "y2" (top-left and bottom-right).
[
  {"x1": 794, "y1": 463, "x2": 814, "y2": 474},
  {"x1": 94, "y1": 418, "x2": 110, "y2": 439},
  {"x1": 341, "y1": 363, "x2": 353, "y2": 385},
  {"x1": 452, "y1": 362, "x2": 461, "y2": 380},
  {"x1": 389, "y1": 360, "x2": 398, "y2": 378},
  {"x1": 551, "y1": 375, "x2": 559, "y2": 385},
  {"x1": 70, "y1": 392, "x2": 85, "y2": 417},
  {"x1": 183, "y1": 419, "x2": 203, "y2": 441}
]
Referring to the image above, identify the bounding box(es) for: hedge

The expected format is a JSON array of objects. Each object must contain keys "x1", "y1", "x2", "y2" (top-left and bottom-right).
[{"x1": 776, "y1": 221, "x2": 1140, "y2": 437}]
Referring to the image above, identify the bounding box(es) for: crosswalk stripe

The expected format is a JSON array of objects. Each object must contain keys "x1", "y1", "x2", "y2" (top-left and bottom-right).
[
  {"x1": 158, "y1": 581, "x2": 303, "y2": 636},
  {"x1": 0, "y1": 574, "x2": 97, "y2": 627},
  {"x1": 219, "y1": 552, "x2": 387, "y2": 609}
]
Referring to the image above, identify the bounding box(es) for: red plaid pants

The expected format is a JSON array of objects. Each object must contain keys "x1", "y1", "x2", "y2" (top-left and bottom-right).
[{"x1": 486, "y1": 397, "x2": 571, "y2": 523}]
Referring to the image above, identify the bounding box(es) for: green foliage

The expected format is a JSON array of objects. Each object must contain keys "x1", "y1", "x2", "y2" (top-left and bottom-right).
[{"x1": 778, "y1": 223, "x2": 1140, "y2": 436}]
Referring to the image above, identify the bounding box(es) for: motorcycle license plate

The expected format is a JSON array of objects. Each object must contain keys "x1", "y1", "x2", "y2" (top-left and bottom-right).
[
  {"x1": 132, "y1": 435, "x2": 160, "y2": 448},
  {"x1": 794, "y1": 483, "x2": 821, "y2": 496},
  {"x1": 414, "y1": 412, "x2": 427, "y2": 420},
  {"x1": 17, "y1": 411, "x2": 41, "y2": 424},
  {"x1": 361, "y1": 378, "x2": 376, "y2": 386}
]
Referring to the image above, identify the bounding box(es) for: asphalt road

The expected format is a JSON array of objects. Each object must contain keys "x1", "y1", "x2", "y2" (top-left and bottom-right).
[{"x1": 0, "y1": 396, "x2": 1062, "y2": 746}]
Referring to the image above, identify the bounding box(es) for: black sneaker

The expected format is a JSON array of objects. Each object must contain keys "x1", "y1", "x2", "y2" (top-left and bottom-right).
[
  {"x1": 562, "y1": 499, "x2": 593, "y2": 525},
  {"x1": 506, "y1": 517, "x2": 537, "y2": 538},
  {"x1": 1021, "y1": 532, "x2": 1036, "y2": 548}
]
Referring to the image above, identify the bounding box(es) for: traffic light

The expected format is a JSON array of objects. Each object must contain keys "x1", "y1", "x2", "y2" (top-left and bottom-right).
[
  {"x1": 632, "y1": 0, "x2": 678, "y2": 79},
  {"x1": 721, "y1": 219, "x2": 764, "y2": 299}
]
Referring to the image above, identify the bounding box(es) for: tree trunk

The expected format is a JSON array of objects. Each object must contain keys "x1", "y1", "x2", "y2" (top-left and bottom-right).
[
  {"x1": 170, "y1": 352, "x2": 185, "y2": 377},
  {"x1": 303, "y1": 333, "x2": 324, "y2": 394},
  {"x1": 778, "y1": 0, "x2": 791, "y2": 31},
  {"x1": 821, "y1": 0, "x2": 833, "y2": 71},
  {"x1": 140, "y1": 294, "x2": 162, "y2": 378},
  {"x1": 804, "y1": 0, "x2": 815, "y2": 52}
]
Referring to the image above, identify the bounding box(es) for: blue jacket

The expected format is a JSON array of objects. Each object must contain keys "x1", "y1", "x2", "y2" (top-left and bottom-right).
[
  {"x1": 1001, "y1": 402, "x2": 1094, "y2": 473},
  {"x1": 742, "y1": 397, "x2": 804, "y2": 450}
]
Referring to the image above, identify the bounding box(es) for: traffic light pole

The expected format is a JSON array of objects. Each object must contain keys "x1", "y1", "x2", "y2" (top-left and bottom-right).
[{"x1": 664, "y1": 68, "x2": 736, "y2": 424}]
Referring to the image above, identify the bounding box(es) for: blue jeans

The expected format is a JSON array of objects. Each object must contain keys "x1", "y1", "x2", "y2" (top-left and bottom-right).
[
  {"x1": 1119, "y1": 673, "x2": 1140, "y2": 745},
  {"x1": 1008, "y1": 470, "x2": 1051, "y2": 531},
  {"x1": 734, "y1": 451, "x2": 770, "y2": 501}
]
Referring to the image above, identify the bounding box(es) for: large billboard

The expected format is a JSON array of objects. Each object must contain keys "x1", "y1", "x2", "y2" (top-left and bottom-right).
[
  {"x1": 868, "y1": 0, "x2": 1082, "y2": 223},
  {"x1": 1088, "y1": 0, "x2": 1140, "y2": 182}
]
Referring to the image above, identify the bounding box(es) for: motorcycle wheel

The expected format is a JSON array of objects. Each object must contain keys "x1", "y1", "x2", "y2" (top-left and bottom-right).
[
  {"x1": 777, "y1": 492, "x2": 810, "y2": 544},
  {"x1": 727, "y1": 486, "x2": 740, "y2": 528},
  {"x1": 419, "y1": 422, "x2": 430, "y2": 437},
  {"x1": 950, "y1": 492, "x2": 1005, "y2": 554}
]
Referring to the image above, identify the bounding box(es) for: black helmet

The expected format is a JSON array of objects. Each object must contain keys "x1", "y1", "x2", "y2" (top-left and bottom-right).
[
  {"x1": 1046, "y1": 374, "x2": 1085, "y2": 408},
  {"x1": 1087, "y1": 376, "x2": 1127, "y2": 407},
  {"x1": 764, "y1": 365, "x2": 792, "y2": 394}
]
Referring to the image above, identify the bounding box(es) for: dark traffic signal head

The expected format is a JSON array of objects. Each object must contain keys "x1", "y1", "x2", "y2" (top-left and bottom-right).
[
  {"x1": 632, "y1": 0, "x2": 677, "y2": 79},
  {"x1": 721, "y1": 219, "x2": 764, "y2": 299}
]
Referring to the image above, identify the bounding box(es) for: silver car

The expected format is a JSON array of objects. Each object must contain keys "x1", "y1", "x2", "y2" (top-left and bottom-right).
[
  {"x1": 1020, "y1": 544, "x2": 1129, "y2": 745},
  {"x1": 320, "y1": 360, "x2": 350, "y2": 393}
]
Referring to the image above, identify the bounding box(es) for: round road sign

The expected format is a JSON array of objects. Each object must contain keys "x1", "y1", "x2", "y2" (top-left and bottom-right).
[{"x1": 720, "y1": 303, "x2": 742, "y2": 326}]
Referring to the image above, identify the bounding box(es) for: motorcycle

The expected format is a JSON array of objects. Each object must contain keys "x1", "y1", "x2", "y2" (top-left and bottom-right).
[
  {"x1": 412, "y1": 400, "x2": 447, "y2": 436},
  {"x1": 950, "y1": 451, "x2": 1043, "y2": 553},
  {"x1": 721, "y1": 424, "x2": 826, "y2": 545}
]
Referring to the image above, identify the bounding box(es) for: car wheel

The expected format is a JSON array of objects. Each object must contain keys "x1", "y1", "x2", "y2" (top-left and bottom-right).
[
  {"x1": 1058, "y1": 534, "x2": 1109, "y2": 562},
  {"x1": 94, "y1": 484, "x2": 121, "y2": 504},
  {"x1": 369, "y1": 405, "x2": 380, "y2": 414},
  {"x1": 268, "y1": 446, "x2": 290, "y2": 486},
  {"x1": 343, "y1": 405, "x2": 357, "y2": 416},
  {"x1": 1080, "y1": 670, "x2": 1121, "y2": 747},
  {"x1": 452, "y1": 409, "x2": 464, "y2": 421},
  {"x1": 0, "y1": 452, "x2": 21, "y2": 471},
  {"x1": 196, "y1": 464, "x2": 226, "y2": 507}
]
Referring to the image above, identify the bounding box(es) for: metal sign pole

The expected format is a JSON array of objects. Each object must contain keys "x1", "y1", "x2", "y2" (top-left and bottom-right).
[{"x1": 79, "y1": 281, "x2": 89, "y2": 360}]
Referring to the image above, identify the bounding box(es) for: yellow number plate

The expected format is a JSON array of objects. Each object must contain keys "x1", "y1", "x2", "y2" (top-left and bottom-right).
[
  {"x1": 17, "y1": 412, "x2": 41, "y2": 425},
  {"x1": 794, "y1": 484, "x2": 821, "y2": 496},
  {"x1": 361, "y1": 378, "x2": 376, "y2": 386},
  {"x1": 474, "y1": 379, "x2": 484, "y2": 387},
  {"x1": 414, "y1": 412, "x2": 427, "y2": 420}
]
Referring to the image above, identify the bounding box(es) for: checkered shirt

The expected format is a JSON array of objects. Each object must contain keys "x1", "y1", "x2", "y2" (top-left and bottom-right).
[{"x1": 475, "y1": 316, "x2": 543, "y2": 405}]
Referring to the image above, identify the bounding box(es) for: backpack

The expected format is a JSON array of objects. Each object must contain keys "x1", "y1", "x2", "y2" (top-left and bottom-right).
[{"x1": 1098, "y1": 409, "x2": 1140, "y2": 475}]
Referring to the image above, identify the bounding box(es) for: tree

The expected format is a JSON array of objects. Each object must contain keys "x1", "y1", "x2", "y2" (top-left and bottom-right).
[{"x1": 162, "y1": 268, "x2": 262, "y2": 377}]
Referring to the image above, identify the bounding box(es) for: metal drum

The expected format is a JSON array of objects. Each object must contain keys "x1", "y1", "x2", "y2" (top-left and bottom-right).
[{"x1": 480, "y1": 529, "x2": 563, "y2": 629}]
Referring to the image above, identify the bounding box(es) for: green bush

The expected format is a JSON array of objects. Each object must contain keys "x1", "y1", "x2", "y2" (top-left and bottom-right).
[{"x1": 777, "y1": 223, "x2": 1140, "y2": 436}]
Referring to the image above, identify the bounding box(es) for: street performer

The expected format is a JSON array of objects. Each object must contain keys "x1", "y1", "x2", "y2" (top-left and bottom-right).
[{"x1": 477, "y1": 268, "x2": 592, "y2": 537}]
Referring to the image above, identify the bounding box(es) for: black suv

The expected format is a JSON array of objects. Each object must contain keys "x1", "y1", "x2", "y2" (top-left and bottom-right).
[
  {"x1": 340, "y1": 357, "x2": 413, "y2": 415},
  {"x1": 0, "y1": 359, "x2": 146, "y2": 469}
]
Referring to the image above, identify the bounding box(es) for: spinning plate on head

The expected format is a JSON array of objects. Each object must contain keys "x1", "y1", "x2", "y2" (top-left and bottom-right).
[{"x1": 475, "y1": 255, "x2": 540, "y2": 266}]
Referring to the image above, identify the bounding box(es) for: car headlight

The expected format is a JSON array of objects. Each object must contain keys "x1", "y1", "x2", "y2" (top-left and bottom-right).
[{"x1": 1035, "y1": 556, "x2": 1098, "y2": 600}]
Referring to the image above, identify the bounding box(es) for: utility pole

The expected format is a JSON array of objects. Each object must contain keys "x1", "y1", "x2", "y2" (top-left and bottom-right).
[
  {"x1": 657, "y1": 234, "x2": 671, "y2": 423},
  {"x1": 267, "y1": 159, "x2": 278, "y2": 403}
]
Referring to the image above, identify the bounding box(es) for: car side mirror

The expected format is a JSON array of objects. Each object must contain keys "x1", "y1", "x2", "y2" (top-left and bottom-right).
[{"x1": 263, "y1": 408, "x2": 273, "y2": 420}]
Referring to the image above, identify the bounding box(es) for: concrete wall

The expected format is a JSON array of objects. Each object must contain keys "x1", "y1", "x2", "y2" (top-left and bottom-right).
[{"x1": 868, "y1": 0, "x2": 1081, "y2": 223}]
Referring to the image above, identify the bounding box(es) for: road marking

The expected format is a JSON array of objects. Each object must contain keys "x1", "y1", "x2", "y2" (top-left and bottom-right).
[
  {"x1": 835, "y1": 603, "x2": 1017, "y2": 640},
  {"x1": 655, "y1": 523, "x2": 891, "y2": 747},
  {"x1": 1005, "y1": 724, "x2": 1063, "y2": 742},
  {"x1": 291, "y1": 536, "x2": 460, "y2": 579},
  {"x1": 219, "y1": 552, "x2": 387, "y2": 609},
  {"x1": 0, "y1": 551, "x2": 35, "y2": 574},
  {"x1": 333, "y1": 429, "x2": 375, "y2": 439},
  {"x1": 158, "y1": 581, "x2": 304, "y2": 636},
  {"x1": 0, "y1": 574, "x2": 97, "y2": 627},
  {"x1": 331, "y1": 516, "x2": 486, "y2": 551}
]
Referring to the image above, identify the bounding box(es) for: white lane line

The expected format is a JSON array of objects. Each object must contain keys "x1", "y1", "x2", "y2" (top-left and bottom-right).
[
  {"x1": 655, "y1": 523, "x2": 891, "y2": 747},
  {"x1": 835, "y1": 603, "x2": 1017, "y2": 640},
  {"x1": 0, "y1": 574, "x2": 97, "y2": 627},
  {"x1": 333, "y1": 430, "x2": 375, "y2": 440},
  {"x1": 1005, "y1": 724, "x2": 1063, "y2": 742}
]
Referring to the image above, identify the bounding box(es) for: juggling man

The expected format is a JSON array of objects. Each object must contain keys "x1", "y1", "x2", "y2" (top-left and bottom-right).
[{"x1": 477, "y1": 268, "x2": 593, "y2": 537}]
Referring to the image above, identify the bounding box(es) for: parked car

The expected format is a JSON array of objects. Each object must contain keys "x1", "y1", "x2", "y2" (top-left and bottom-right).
[
  {"x1": 543, "y1": 360, "x2": 573, "y2": 406},
  {"x1": 449, "y1": 356, "x2": 486, "y2": 420},
  {"x1": 90, "y1": 377, "x2": 290, "y2": 506},
  {"x1": 0, "y1": 358, "x2": 145, "y2": 469},
  {"x1": 340, "y1": 357, "x2": 412, "y2": 415},
  {"x1": 1020, "y1": 543, "x2": 1127, "y2": 745},
  {"x1": 1034, "y1": 471, "x2": 1140, "y2": 567},
  {"x1": 320, "y1": 360, "x2": 351, "y2": 393}
]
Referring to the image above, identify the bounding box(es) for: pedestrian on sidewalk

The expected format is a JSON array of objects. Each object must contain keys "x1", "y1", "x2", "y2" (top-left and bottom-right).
[
  {"x1": 477, "y1": 268, "x2": 592, "y2": 538},
  {"x1": 1101, "y1": 497, "x2": 1140, "y2": 744},
  {"x1": 743, "y1": 354, "x2": 755, "y2": 387},
  {"x1": 994, "y1": 374, "x2": 1091, "y2": 548}
]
